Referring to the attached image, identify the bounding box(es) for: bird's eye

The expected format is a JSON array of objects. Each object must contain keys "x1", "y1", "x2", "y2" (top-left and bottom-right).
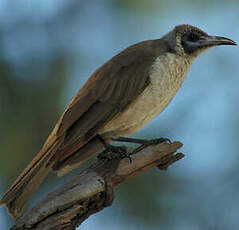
[
  {"x1": 187, "y1": 32, "x2": 200, "y2": 42},
  {"x1": 181, "y1": 31, "x2": 203, "y2": 54}
]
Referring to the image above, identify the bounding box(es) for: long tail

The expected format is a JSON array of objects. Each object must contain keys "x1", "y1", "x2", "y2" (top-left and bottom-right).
[
  {"x1": 0, "y1": 135, "x2": 104, "y2": 219},
  {"x1": 0, "y1": 137, "x2": 58, "y2": 219}
]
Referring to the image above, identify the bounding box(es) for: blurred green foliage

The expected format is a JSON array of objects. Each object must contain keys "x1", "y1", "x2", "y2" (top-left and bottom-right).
[{"x1": 0, "y1": 58, "x2": 68, "y2": 179}]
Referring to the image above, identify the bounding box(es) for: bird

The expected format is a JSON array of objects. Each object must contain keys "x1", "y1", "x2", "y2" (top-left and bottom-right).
[{"x1": 0, "y1": 24, "x2": 236, "y2": 219}]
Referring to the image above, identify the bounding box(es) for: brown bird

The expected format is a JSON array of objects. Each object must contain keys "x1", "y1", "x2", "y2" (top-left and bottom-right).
[{"x1": 0, "y1": 24, "x2": 236, "y2": 219}]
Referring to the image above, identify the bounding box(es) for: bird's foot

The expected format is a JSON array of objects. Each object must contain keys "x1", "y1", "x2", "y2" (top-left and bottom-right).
[
  {"x1": 97, "y1": 145, "x2": 132, "y2": 163},
  {"x1": 144, "y1": 137, "x2": 171, "y2": 145},
  {"x1": 131, "y1": 137, "x2": 171, "y2": 155},
  {"x1": 112, "y1": 136, "x2": 170, "y2": 145}
]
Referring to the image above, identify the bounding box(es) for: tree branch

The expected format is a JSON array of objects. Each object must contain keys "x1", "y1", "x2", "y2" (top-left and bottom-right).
[{"x1": 11, "y1": 141, "x2": 184, "y2": 230}]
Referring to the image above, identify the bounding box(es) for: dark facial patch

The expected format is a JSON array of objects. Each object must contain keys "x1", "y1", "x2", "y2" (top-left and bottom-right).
[
  {"x1": 181, "y1": 30, "x2": 207, "y2": 54},
  {"x1": 184, "y1": 31, "x2": 201, "y2": 42}
]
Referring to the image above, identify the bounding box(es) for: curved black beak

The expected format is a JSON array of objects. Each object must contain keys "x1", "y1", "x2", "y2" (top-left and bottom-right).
[{"x1": 203, "y1": 35, "x2": 237, "y2": 47}]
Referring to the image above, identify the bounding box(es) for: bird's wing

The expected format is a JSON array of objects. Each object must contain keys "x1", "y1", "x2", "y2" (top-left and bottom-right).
[
  {"x1": 55, "y1": 41, "x2": 158, "y2": 161},
  {"x1": 57, "y1": 42, "x2": 157, "y2": 137}
]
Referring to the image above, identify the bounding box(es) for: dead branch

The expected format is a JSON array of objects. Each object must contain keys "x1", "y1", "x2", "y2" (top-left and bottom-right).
[{"x1": 11, "y1": 141, "x2": 183, "y2": 230}]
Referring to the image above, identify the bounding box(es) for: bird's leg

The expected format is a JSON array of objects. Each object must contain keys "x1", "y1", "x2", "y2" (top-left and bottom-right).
[
  {"x1": 97, "y1": 135, "x2": 131, "y2": 162},
  {"x1": 112, "y1": 136, "x2": 171, "y2": 155}
]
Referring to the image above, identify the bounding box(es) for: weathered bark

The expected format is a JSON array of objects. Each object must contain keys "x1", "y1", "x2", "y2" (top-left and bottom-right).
[{"x1": 11, "y1": 141, "x2": 183, "y2": 230}]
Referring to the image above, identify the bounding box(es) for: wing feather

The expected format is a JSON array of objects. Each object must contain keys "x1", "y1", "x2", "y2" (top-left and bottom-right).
[{"x1": 56, "y1": 40, "x2": 160, "y2": 157}]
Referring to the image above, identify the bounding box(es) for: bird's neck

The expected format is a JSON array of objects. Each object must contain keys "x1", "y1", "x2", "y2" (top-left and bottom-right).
[{"x1": 149, "y1": 53, "x2": 194, "y2": 92}]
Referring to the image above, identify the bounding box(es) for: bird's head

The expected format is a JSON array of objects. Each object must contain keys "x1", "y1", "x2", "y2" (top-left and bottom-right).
[{"x1": 162, "y1": 24, "x2": 237, "y2": 58}]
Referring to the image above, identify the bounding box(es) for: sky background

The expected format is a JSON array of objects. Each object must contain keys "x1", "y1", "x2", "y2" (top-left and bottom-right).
[{"x1": 0, "y1": 0, "x2": 239, "y2": 229}]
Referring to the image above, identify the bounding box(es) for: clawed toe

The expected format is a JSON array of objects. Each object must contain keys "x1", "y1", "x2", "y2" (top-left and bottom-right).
[
  {"x1": 149, "y1": 137, "x2": 171, "y2": 145},
  {"x1": 131, "y1": 137, "x2": 171, "y2": 155}
]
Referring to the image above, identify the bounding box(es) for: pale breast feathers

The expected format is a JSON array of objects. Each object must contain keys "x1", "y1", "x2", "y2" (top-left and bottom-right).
[{"x1": 100, "y1": 53, "x2": 193, "y2": 137}]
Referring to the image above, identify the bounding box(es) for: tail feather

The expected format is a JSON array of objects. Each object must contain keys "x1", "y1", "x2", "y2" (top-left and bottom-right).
[
  {"x1": 0, "y1": 139, "x2": 58, "y2": 219},
  {"x1": 0, "y1": 134, "x2": 105, "y2": 219},
  {"x1": 54, "y1": 136, "x2": 105, "y2": 176}
]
